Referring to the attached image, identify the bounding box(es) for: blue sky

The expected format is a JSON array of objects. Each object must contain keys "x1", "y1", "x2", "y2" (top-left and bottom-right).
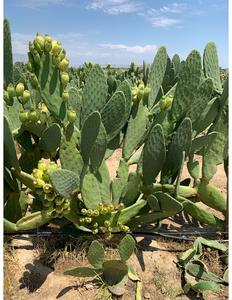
[{"x1": 4, "y1": 0, "x2": 228, "y2": 67}]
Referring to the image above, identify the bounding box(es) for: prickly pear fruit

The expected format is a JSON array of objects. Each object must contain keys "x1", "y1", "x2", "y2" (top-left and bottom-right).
[
  {"x1": 16, "y1": 83, "x2": 24, "y2": 97},
  {"x1": 28, "y1": 109, "x2": 38, "y2": 122},
  {"x1": 61, "y1": 72, "x2": 69, "y2": 86},
  {"x1": 19, "y1": 111, "x2": 29, "y2": 123},
  {"x1": 44, "y1": 34, "x2": 52, "y2": 52},
  {"x1": 7, "y1": 83, "x2": 15, "y2": 98},
  {"x1": 35, "y1": 33, "x2": 44, "y2": 49},
  {"x1": 62, "y1": 91, "x2": 69, "y2": 102},
  {"x1": 67, "y1": 110, "x2": 77, "y2": 123},
  {"x1": 22, "y1": 90, "x2": 31, "y2": 104},
  {"x1": 198, "y1": 180, "x2": 226, "y2": 213},
  {"x1": 52, "y1": 40, "x2": 62, "y2": 55},
  {"x1": 59, "y1": 58, "x2": 69, "y2": 71}
]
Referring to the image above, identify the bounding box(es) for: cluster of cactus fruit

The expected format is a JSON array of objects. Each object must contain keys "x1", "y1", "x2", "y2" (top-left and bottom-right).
[{"x1": 4, "y1": 18, "x2": 228, "y2": 236}]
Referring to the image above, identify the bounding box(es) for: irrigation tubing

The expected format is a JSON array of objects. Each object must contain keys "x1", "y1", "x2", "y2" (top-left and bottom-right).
[{"x1": 4, "y1": 229, "x2": 228, "y2": 243}]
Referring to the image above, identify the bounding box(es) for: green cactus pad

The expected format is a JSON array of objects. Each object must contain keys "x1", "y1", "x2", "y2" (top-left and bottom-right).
[
  {"x1": 80, "y1": 111, "x2": 101, "y2": 164},
  {"x1": 81, "y1": 172, "x2": 101, "y2": 209},
  {"x1": 148, "y1": 46, "x2": 167, "y2": 107},
  {"x1": 193, "y1": 97, "x2": 219, "y2": 135},
  {"x1": 202, "y1": 102, "x2": 228, "y2": 181},
  {"x1": 89, "y1": 122, "x2": 107, "y2": 172},
  {"x1": 103, "y1": 260, "x2": 128, "y2": 285},
  {"x1": 60, "y1": 129, "x2": 84, "y2": 176},
  {"x1": 49, "y1": 169, "x2": 80, "y2": 197},
  {"x1": 161, "y1": 118, "x2": 192, "y2": 183},
  {"x1": 116, "y1": 80, "x2": 132, "y2": 121},
  {"x1": 177, "y1": 196, "x2": 224, "y2": 228},
  {"x1": 101, "y1": 91, "x2": 126, "y2": 141},
  {"x1": 4, "y1": 191, "x2": 28, "y2": 223},
  {"x1": 81, "y1": 64, "x2": 108, "y2": 126},
  {"x1": 123, "y1": 101, "x2": 149, "y2": 160},
  {"x1": 112, "y1": 199, "x2": 147, "y2": 225},
  {"x1": 186, "y1": 78, "x2": 213, "y2": 123},
  {"x1": 121, "y1": 173, "x2": 141, "y2": 207},
  {"x1": 119, "y1": 234, "x2": 135, "y2": 262},
  {"x1": 198, "y1": 180, "x2": 226, "y2": 212},
  {"x1": 16, "y1": 211, "x2": 52, "y2": 230},
  {"x1": 187, "y1": 161, "x2": 199, "y2": 181},
  {"x1": 171, "y1": 50, "x2": 202, "y2": 123},
  {"x1": 112, "y1": 159, "x2": 129, "y2": 204},
  {"x1": 67, "y1": 87, "x2": 82, "y2": 129},
  {"x1": 39, "y1": 123, "x2": 61, "y2": 153},
  {"x1": 4, "y1": 116, "x2": 20, "y2": 172},
  {"x1": 191, "y1": 132, "x2": 217, "y2": 155},
  {"x1": 35, "y1": 53, "x2": 66, "y2": 120},
  {"x1": 87, "y1": 240, "x2": 104, "y2": 269},
  {"x1": 142, "y1": 124, "x2": 166, "y2": 185},
  {"x1": 203, "y1": 42, "x2": 222, "y2": 93},
  {"x1": 4, "y1": 19, "x2": 13, "y2": 87},
  {"x1": 147, "y1": 194, "x2": 160, "y2": 211}
]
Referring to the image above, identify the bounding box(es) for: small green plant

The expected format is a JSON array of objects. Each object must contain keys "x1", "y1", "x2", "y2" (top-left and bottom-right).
[
  {"x1": 64, "y1": 234, "x2": 140, "y2": 296},
  {"x1": 177, "y1": 237, "x2": 228, "y2": 295}
]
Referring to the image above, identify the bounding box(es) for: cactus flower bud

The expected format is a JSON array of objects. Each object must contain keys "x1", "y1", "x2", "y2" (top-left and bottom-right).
[
  {"x1": 118, "y1": 203, "x2": 125, "y2": 210},
  {"x1": 34, "y1": 40, "x2": 43, "y2": 54},
  {"x1": 38, "y1": 160, "x2": 48, "y2": 171},
  {"x1": 85, "y1": 217, "x2": 92, "y2": 224},
  {"x1": 108, "y1": 204, "x2": 114, "y2": 212},
  {"x1": 19, "y1": 111, "x2": 29, "y2": 123},
  {"x1": 102, "y1": 207, "x2": 108, "y2": 215},
  {"x1": 63, "y1": 207, "x2": 70, "y2": 215},
  {"x1": 35, "y1": 33, "x2": 44, "y2": 49},
  {"x1": 55, "y1": 196, "x2": 64, "y2": 206},
  {"x1": 7, "y1": 84, "x2": 15, "y2": 98},
  {"x1": 59, "y1": 50, "x2": 66, "y2": 61},
  {"x1": 81, "y1": 208, "x2": 87, "y2": 215},
  {"x1": 55, "y1": 206, "x2": 63, "y2": 214},
  {"x1": 29, "y1": 41, "x2": 35, "y2": 53},
  {"x1": 59, "y1": 58, "x2": 69, "y2": 71},
  {"x1": 48, "y1": 161, "x2": 58, "y2": 170},
  {"x1": 61, "y1": 72, "x2": 69, "y2": 86},
  {"x1": 104, "y1": 220, "x2": 110, "y2": 227},
  {"x1": 33, "y1": 168, "x2": 44, "y2": 179},
  {"x1": 31, "y1": 73, "x2": 39, "y2": 88},
  {"x1": 92, "y1": 229, "x2": 98, "y2": 234},
  {"x1": 45, "y1": 192, "x2": 56, "y2": 202},
  {"x1": 22, "y1": 90, "x2": 31, "y2": 104},
  {"x1": 92, "y1": 222, "x2": 98, "y2": 229},
  {"x1": 27, "y1": 62, "x2": 33, "y2": 72},
  {"x1": 93, "y1": 210, "x2": 99, "y2": 217},
  {"x1": 16, "y1": 83, "x2": 25, "y2": 97},
  {"x1": 29, "y1": 109, "x2": 38, "y2": 122},
  {"x1": 44, "y1": 34, "x2": 52, "y2": 52},
  {"x1": 62, "y1": 91, "x2": 69, "y2": 102},
  {"x1": 52, "y1": 40, "x2": 62, "y2": 55},
  {"x1": 165, "y1": 95, "x2": 173, "y2": 108},
  {"x1": 67, "y1": 110, "x2": 77, "y2": 123},
  {"x1": 43, "y1": 183, "x2": 53, "y2": 194},
  {"x1": 33, "y1": 178, "x2": 45, "y2": 188}
]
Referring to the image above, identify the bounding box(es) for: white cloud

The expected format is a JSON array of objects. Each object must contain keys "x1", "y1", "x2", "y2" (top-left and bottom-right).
[
  {"x1": 160, "y1": 2, "x2": 186, "y2": 14},
  {"x1": 100, "y1": 43, "x2": 157, "y2": 54},
  {"x1": 140, "y1": 2, "x2": 187, "y2": 28},
  {"x1": 86, "y1": 0, "x2": 141, "y2": 14},
  {"x1": 19, "y1": 0, "x2": 65, "y2": 8},
  {"x1": 151, "y1": 17, "x2": 182, "y2": 27}
]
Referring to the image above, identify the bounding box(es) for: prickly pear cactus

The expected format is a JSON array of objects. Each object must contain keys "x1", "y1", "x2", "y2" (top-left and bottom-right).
[{"x1": 3, "y1": 24, "x2": 228, "y2": 236}]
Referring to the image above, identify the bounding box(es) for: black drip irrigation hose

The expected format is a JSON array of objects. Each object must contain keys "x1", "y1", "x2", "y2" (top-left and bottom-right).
[{"x1": 4, "y1": 229, "x2": 229, "y2": 243}]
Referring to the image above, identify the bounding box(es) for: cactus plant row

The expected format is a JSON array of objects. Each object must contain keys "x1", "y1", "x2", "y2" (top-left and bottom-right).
[{"x1": 4, "y1": 22, "x2": 228, "y2": 237}]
